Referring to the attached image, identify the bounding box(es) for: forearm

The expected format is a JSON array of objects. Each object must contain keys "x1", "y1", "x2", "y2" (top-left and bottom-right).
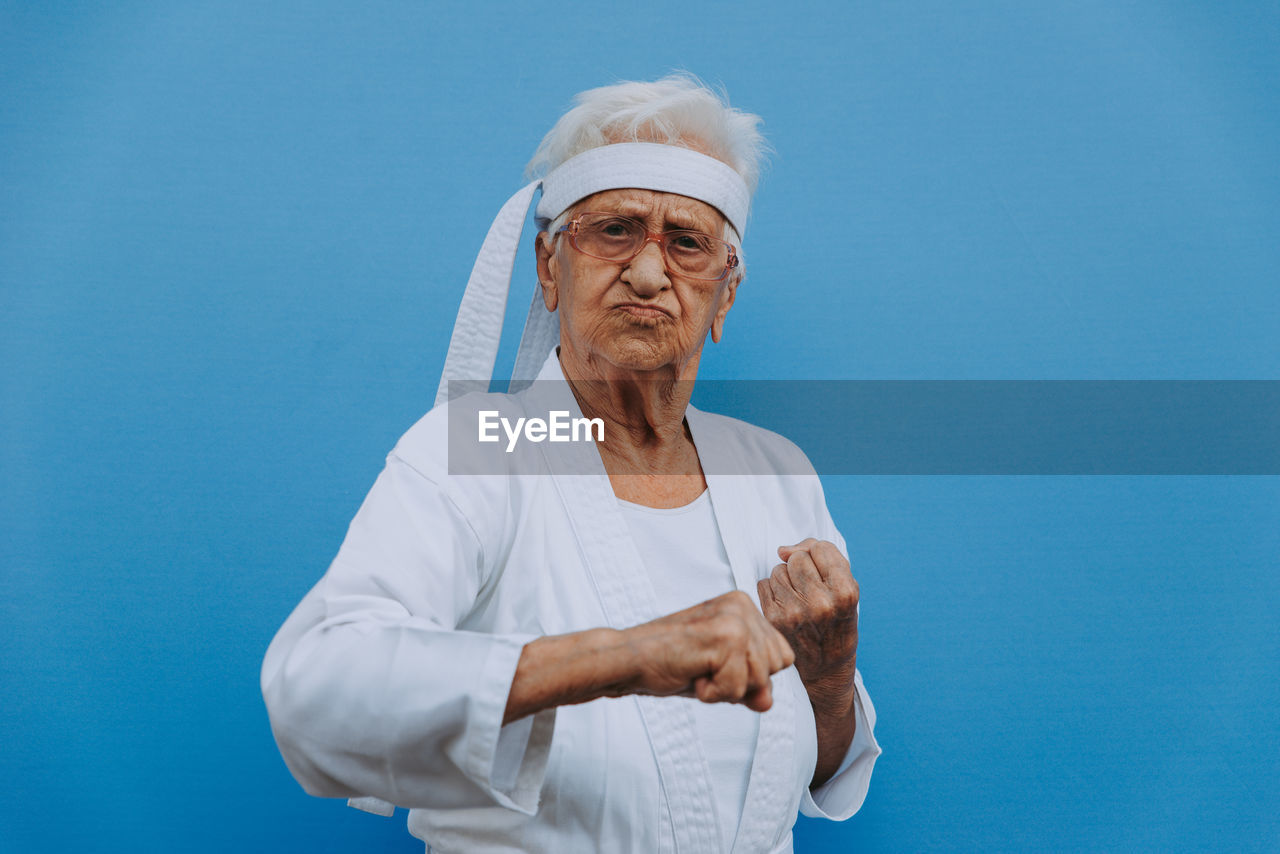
[
  {"x1": 806, "y1": 668, "x2": 858, "y2": 787},
  {"x1": 503, "y1": 627, "x2": 640, "y2": 724},
  {"x1": 505, "y1": 591, "x2": 793, "y2": 724}
]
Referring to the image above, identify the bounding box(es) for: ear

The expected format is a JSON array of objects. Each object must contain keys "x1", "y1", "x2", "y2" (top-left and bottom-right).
[
  {"x1": 534, "y1": 232, "x2": 559, "y2": 313},
  {"x1": 709, "y1": 272, "x2": 740, "y2": 344}
]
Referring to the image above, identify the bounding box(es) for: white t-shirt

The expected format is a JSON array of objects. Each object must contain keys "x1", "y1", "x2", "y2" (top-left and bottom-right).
[{"x1": 618, "y1": 490, "x2": 759, "y2": 852}]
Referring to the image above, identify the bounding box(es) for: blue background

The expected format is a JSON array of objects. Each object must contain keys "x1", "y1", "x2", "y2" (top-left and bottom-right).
[{"x1": 2, "y1": 2, "x2": 1277, "y2": 851}]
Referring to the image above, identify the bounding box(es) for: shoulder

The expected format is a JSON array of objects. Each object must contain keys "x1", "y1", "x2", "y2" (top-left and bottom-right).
[
  {"x1": 688, "y1": 407, "x2": 819, "y2": 479},
  {"x1": 389, "y1": 402, "x2": 450, "y2": 477},
  {"x1": 391, "y1": 390, "x2": 534, "y2": 475},
  {"x1": 691, "y1": 407, "x2": 842, "y2": 543},
  {"x1": 386, "y1": 392, "x2": 528, "y2": 531}
]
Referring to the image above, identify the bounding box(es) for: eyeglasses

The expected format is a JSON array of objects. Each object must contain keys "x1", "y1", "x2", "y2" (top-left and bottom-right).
[{"x1": 556, "y1": 212, "x2": 739, "y2": 282}]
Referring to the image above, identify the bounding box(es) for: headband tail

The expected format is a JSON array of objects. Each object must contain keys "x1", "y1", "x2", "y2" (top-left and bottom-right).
[
  {"x1": 435, "y1": 180, "x2": 541, "y2": 407},
  {"x1": 510, "y1": 284, "x2": 560, "y2": 393}
]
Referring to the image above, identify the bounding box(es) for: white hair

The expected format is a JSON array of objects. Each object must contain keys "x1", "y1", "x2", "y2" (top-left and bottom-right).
[
  {"x1": 526, "y1": 73, "x2": 768, "y2": 194},
  {"x1": 529, "y1": 74, "x2": 766, "y2": 264}
]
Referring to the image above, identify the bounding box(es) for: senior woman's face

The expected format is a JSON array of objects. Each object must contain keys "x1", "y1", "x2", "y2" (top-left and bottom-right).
[{"x1": 536, "y1": 188, "x2": 739, "y2": 375}]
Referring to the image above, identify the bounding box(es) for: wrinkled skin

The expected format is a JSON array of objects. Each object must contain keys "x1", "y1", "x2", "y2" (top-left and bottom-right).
[{"x1": 536, "y1": 188, "x2": 738, "y2": 384}]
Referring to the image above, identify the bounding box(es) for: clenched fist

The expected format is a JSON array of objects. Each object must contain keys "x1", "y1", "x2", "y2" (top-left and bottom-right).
[
  {"x1": 757, "y1": 538, "x2": 861, "y2": 785},
  {"x1": 623, "y1": 590, "x2": 796, "y2": 712},
  {"x1": 757, "y1": 538, "x2": 859, "y2": 697},
  {"x1": 503, "y1": 590, "x2": 797, "y2": 725}
]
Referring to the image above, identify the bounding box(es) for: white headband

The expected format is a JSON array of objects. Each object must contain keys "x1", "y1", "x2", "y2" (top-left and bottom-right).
[{"x1": 434, "y1": 142, "x2": 751, "y2": 406}]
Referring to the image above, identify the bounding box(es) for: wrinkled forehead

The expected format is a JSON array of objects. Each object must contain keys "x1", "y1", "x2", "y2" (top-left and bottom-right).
[{"x1": 568, "y1": 188, "x2": 728, "y2": 233}]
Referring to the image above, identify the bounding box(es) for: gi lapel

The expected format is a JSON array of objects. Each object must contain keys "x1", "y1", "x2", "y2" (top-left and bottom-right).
[
  {"x1": 687, "y1": 406, "x2": 799, "y2": 854},
  {"x1": 526, "y1": 358, "x2": 722, "y2": 854}
]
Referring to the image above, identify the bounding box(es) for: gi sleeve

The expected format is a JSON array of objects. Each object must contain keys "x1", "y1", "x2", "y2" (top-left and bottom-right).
[
  {"x1": 260, "y1": 451, "x2": 554, "y2": 815},
  {"x1": 799, "y1": 667, "x2": 881, "y2": 819}
]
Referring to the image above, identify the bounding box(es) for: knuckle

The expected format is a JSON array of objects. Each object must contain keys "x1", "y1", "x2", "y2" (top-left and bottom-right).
[
  {"x1": 816, "y1": 541, "x2": 851, "y2": 573},
  {"x1": 830, "y1": 576, "x2": 859, "y2": 608},
  {"x1": 715, "y1": 617, "x2": 748, "y2": 646}
]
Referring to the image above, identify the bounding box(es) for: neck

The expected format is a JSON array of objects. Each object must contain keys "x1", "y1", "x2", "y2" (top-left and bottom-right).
[{"x1": 556, "y1": 343, "x2": 702, "y2": 474}]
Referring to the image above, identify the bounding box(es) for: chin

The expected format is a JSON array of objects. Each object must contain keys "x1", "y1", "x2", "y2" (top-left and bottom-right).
[{"x1": 601, "y1": 338, "x2": 678, "y2": 373}]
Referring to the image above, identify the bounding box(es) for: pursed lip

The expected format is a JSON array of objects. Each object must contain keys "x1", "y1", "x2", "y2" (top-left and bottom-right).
[{"x1": 614, "y1": 303, "x2": 673, "y2": 319}]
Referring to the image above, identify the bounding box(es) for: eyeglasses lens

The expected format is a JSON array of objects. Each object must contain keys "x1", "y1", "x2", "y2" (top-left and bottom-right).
[{"x1": 574, "y1": 215, "x2": 730, "y2": 280}]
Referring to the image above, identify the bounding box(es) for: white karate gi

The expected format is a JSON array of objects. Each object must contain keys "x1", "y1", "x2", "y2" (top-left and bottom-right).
[{"x1": 262, "y1": 351, "x2": 881, "y2": 853}]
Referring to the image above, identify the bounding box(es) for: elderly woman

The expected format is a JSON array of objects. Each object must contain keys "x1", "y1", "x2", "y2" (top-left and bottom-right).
[{"x1": 262, "y1": 75, "x2": 880, "y2": 853}]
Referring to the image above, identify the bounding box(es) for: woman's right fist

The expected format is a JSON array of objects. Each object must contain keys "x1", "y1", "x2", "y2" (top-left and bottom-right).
[{"x1": 622, "y1": 591, "x2": 796, "y2": 712}]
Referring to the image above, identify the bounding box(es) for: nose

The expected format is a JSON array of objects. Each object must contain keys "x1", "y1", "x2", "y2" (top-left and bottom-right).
[{"x1": 621, "y1": 238, "x2": 670, "y2": 296}]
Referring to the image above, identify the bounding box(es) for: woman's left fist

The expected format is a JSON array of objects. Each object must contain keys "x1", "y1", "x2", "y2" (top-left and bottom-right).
[{"x1": 757, "y1": 538, "x2": 859, "y2": 691}]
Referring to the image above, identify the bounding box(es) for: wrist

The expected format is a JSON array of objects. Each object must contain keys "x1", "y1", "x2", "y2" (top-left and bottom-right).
[
  {"x1": 600, "y1": 626, "x2": 646, "y2": 697},
  {"x1": 803, "y1": 661, "x2": 858, "y2": 716}
]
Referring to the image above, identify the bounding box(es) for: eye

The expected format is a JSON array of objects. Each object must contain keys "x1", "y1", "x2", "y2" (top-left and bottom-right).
[
  {"x1": 586, "y1": 216, "x2": 639, "y2": 238},
  {"x1": 669, "y1": 231, "x2": 715, "y2": 253}
]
